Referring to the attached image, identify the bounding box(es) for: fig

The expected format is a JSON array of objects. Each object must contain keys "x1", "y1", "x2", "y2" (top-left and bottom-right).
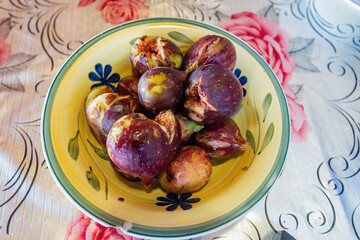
[
  {"x1": 195, "y1": 118, "x2": 248, "y2": 159},
  {"x1": 184, "y1": 64, "x2": 243, "y2": 124},
  {"x1": 85, "y1": 92, "x2": 142, "y2": 146},
  {"x1": 158, "y1": 145, "x2": 212, "y2": 193},
  {"x1": 184, "y1": 35, "x2": 236, "y2": 73},
  {"x1": 110, "y1": 160, "x2": 141, "y2": 182},
  {"x1": 130, "y1": 35, "x2": 183, "y2": 75},
  {"x1": 138, "y1": 67, "x2": 186, "y2": 115},
  {"x1": 175, "y1": 113, "x2": 204, "y2": 145},
  {"x1": 154, "y1": 110, "x2": 182, "y2": 156},
  {"x1": 85, "y1": 85, "x2": 113, "y2": 109},
  {"x1": 116, "y1": 75, "x2": 140, "y2": 98},
  {"x1": 106, "y1": 110, "x2": 181, "y2": 188}
]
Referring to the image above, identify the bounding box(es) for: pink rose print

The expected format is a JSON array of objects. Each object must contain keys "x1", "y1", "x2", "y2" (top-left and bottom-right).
[
  {"x1": 219, "y1": 11, "x2": 310, "y2": 142},
  {"x1": 0, "y1": 34, "x2": 11, "y2": 66},
  {"x1": 65, "y1": 211, "x2": 144, "y2": 240},
  {"x1": 78, "y1": 0, "x2": 96, "y2": 7},
  {"x1": 96, "y1": 0, "x2": 149, "y2": 26},
  {"x1": 0, "y1": 34, "x2": 12, "y2": 84}
]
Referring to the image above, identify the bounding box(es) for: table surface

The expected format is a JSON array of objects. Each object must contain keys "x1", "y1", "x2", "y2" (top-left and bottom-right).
[{"x1": 1, "y1": 0, "x2": 360, "y2": 239}]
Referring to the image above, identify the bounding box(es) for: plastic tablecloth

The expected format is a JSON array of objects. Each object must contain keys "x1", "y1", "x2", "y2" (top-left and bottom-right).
[{"x1": 1, "y1": 0, "x2": 360, "y2": 239}]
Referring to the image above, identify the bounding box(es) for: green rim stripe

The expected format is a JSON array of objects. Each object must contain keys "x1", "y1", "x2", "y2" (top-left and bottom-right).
[{"x1": 41, "y1": 17, "x2": 290, "y2": 239}]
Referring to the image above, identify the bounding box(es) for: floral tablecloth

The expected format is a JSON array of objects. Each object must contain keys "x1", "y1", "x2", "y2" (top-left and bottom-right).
[{"x1": 1, "y1": 0, "x2": 360, "y2": 239}]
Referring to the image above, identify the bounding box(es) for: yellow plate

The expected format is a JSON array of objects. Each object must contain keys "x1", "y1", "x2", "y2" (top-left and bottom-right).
[{"x1": 41, "y1": 17, "x2": 290, "y2": 239}]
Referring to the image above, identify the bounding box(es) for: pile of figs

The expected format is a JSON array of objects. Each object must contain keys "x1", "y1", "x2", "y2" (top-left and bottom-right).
[{"x1": 85, "y1": 34, "x2": 248, "y2": 193}]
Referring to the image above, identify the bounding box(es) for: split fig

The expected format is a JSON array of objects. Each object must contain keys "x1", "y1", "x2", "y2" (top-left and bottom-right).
[
  {"x1": 130, "y1": 35, "x2": 183, "y2": 75},
  {"x1": 195, "y1": 118, "x2": 248, "y2": 159},
  {"x1": 184, "y1": 35, "x2": 236, "y2": 73},
  {"x1": 184, "y1": 64, "x2": 243, "y2": 124},
  {"x1": 85, "y1": 92, "x2": 141, "y2": 146},
  {"x1": 106, "y1": 111, "x2": 181, "y2": 188}
]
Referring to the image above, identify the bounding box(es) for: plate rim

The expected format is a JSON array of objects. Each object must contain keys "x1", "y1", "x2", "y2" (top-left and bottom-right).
[{"x1": 40, "y1": 17, "x2": 290, "y2": 239}]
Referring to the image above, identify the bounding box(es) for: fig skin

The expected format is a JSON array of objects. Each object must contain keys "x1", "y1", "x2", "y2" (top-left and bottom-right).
[
  {"x1": 85, "y1": 92, "x2": 142, "y2": 146},
  {"x1": 130, "y1": 35, "x2": 183, "y2": 75},
  {"x1": 116, "y1": 76, "x2": 140, "y2": 98},
  {"x1": 85, "y1": 85, "x2": 113, "y2": 109},
  {"x1": 195, "y1": 118, "x2": 248, "y2": 159},
  {"x1": 184, "y1": 64, "x2": 243, "y2": 124},
  {"x1": 175, "y1": 113, "x2": 204, "y2": 145},
  {"x1": 106, "y1": 111, "x2": 181, "y2": 188},
  {"x1": 158, "y1": 145, "x2": 212, "y2": 194},
  {"x1": 138, "y1": 67, "x2": 186, "y2": 115},
  {"x1": 110, "y1": 160, "x2": 141, "y2": 182},
  {"x1": 184, "y1": 35, "x2": 236, "y2": 73},
  {"x1": 154, "y1": 110, "x2": 182, "y2": 156}
]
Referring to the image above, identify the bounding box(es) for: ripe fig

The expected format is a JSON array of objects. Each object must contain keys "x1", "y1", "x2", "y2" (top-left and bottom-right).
[
  {"x1": 175, "y1": 113, "x2": 204, "y2": 145},
  {"x1": 158, "y1": 146, "x2": 212, "y2": 193},
  {"x1": 130, "y1": 35, "x2": 183, "y2": 75},
  {"x1": 138, "y1": 67, "x2": 186, "y2": 115},
  {"x1": 184, "y1": 64, "x2": 243, "y2": 124},
  {"x1": 85, "y1": 92, "x2": 142, "y2": 146},
  {"x1": 110, "y1": 160, "x2": 141, "y2": 182},
  {"x1": 184, "y1": 35, "x2": 236, "y2": 73},
  {"x1": 154, "y1": 110, "x2": 182, "y2": 156},
  {"x1": 195, "y1": 118, "x2": 248, "y2": 159},
  {"x1": 106, "y1": 111, "x2": 181, "y2": 188},
  {"x1": 85, "y1": 85, "x2": 113, "y2": 109},
  {"x1": 116, "y1": 75, "x2": 140, "y2": 98}
]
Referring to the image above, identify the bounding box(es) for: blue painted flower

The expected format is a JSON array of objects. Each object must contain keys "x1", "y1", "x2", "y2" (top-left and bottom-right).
[
  {"x1": 88, "y1": 63, "x2": 120, "y2": 91},
  {"x1": 156, "y1": 192, "x2": 200, "y2": 211},
  {"x1": 234, "y1": 68, "x2": 247, "y2": 97}
]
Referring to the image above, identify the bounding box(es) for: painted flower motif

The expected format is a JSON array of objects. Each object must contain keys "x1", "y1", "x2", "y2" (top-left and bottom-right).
[
  {"x1": 65, "y1": 211, "x2": 144, "y2": 240},
  {"x1": 219, "y1": 12, "x2": 310, "y2": 142},
  {"x1": 286, "y1": 95, "x2": 311, "y2": 142},
  {"x1": 95, "y1": 0, "x2": 149, "y2": 26},
  {"x1": 0, "y1": 34, "x2": 11, "y2": 86},
  {"x1": 156, "y1": 192, "x2": 200, "y2": 211},
  {"x1": 0, "y1": 34, "x2": 11, "y2": 66},
  {"x1": 77, "y1": 0, "x2": 96, "y2": 7},
  {"x1": 234, "y1": 68, "x2": 247, "y2": 97},
  {"x1": 88, "y1": 63, "x2": 120, "y2": 91}
]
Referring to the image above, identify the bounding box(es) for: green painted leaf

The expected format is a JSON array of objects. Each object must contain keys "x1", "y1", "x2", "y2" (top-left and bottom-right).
[
  {"x1": 259, "y1": 123, "x2": 274, "y2": 154},
  {"x1": 262, "y1": 93, "x2": 272, "y2": 122},
  {"x1": 246, "y1": 130, "x2": 256, "y2": 153},
  {"x1": 68, "y1": 131, "x2": 79, "y2": 160},
  {"x1": 129, "y1": 37, "x2": 139, "y2": 45},
  {"x1": 86, "y1": 167, "x2": 100, "y2": 191},
  {"x1": 167, "y1": 31, "x2": 193, "y2": 44},
  {"x1": 87, "y1": 139, "x2": 109, "y2": 161}
]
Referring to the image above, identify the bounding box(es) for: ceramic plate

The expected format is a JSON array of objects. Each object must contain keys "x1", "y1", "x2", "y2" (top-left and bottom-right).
[{"x1": 41, "y1": 17, "x2": 290, "y2": 239}]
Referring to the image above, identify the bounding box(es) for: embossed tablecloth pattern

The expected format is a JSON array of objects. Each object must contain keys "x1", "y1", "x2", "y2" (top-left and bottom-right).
[{"x1": 1, "y1": 0, "x2": 360, "y2": 239}]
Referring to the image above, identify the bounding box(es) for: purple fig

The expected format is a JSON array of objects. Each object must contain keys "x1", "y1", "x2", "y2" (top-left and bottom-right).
[
  {"x1": 130, "y1": 35, "x2": 183, "y2": 75},
  {"x1": 106, "y1": 110, "x2": 181, "y2": 188},
  {"x1": 138, "y1": 67, "x2": 186, "y2": 115},
  {"x1": 110, "y1": 160, "x2": 141, "y2": 182},
  {"x1": 184, "y1": 35, "x2": 236, "y2": 73},
  {"x1": 116, "y1": 75, "x2": 140, "y2": 98},
  {"x1": 85, "y1": 85, "x2": 113, "y2": 109},
  {"x1": 175, "y1": 113, "x2": 204, "y2": 145},
  {"x1": 184, "y1": 64, "x2": 243, "y2": 124},
  {"x1": 85, "y1": 92, "x2": 142, "y2": 146},
  {"x1": 195, "y1": 118, "x2": 248, "y2": 159}
]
